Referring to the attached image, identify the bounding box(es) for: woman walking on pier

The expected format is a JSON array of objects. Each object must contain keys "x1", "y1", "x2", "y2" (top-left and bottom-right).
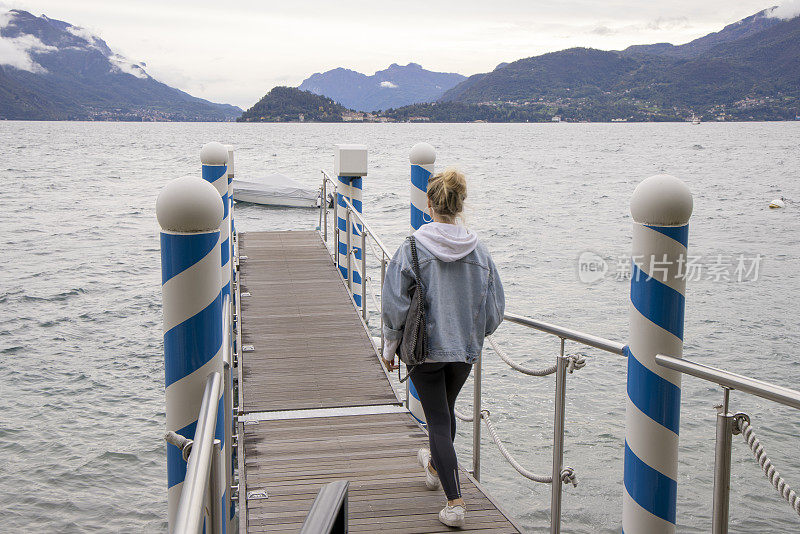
[{"x1": 381, "y1": 169, "x2": 505, "y2": 528}]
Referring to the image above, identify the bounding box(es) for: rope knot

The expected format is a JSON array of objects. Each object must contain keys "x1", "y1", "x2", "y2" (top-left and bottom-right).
[
  {"x1": 567, "y1": 354, "x2": 587, "y2": 373},
  {"x1": 561, "y1": 467, "x2": 578, "y2": 487}
]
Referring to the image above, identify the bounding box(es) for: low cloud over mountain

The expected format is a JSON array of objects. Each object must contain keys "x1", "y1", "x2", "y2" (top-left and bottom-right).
[{"x1": 0, "y1": 9, "x2": 240, "y2": 120}]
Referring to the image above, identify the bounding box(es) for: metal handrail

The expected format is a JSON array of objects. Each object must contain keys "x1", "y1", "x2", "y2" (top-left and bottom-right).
[
  {"x1": 299, "y1": 480, "x2": 350, "y2": 534},
  {"x1": 653, "y1": 353, "x2": 800, "y2": 533},
  {"x1": 339, "y1": 196, "x2": 392, "y2": 260},
  {"x1": 320, "y1": 171, "x2": 392, "y2": 261},
  {"x1": 492, "y1": 312, "x2": 625, "y2": 533},
  {"x1": 655, "y1": 354, "x2": 800, "y2": 410},
  {"x1": 221, "y1": 294, "x2": 234, "y2": 528},
  {"x1": 504, "y1": 312, "x2": 626, "y2": 355},
  {"x1": 173, "y1": 372, "x2": 223, "y2": 534},
  {"x1": 318, "y1": 173, "x2": 393, "y2": 396}
]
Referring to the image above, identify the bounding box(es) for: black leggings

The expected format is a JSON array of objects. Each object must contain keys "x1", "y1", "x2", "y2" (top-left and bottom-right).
[{"x1": 411, "y1": 362, "x2": 472, "y2": 500}]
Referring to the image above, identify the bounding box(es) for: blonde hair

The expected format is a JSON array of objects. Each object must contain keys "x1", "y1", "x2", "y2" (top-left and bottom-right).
[{"x1": 427, "y1": 168, "x2": 467, "y2": 222}]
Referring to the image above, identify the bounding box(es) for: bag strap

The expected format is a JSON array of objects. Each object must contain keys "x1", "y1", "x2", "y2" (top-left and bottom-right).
[
  {"x1": 399, "y1": 236, "x2": 424, "y2": 383},
  {"x1": 409, "y1": 236, "x2": 423, "y2": 296},
  {"x1": 409, "y1": 236, "x2": 419, "y2": 277}
]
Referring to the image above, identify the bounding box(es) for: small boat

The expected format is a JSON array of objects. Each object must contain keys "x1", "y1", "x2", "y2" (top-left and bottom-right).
[
  {"x1": 692, "y1": 116, "x2": 701, "y2": 125},
  {"x1": 769, "y1": 197, "x2": 786, "y2": 209},
  {"x1": 233, "y1": 173, "x2": 318, "y2": 208}
]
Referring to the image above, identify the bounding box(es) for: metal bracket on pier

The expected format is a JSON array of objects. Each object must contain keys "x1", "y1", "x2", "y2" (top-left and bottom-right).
[{"x1": 164, "y1": 431, "x2": 193, "y2": 461}]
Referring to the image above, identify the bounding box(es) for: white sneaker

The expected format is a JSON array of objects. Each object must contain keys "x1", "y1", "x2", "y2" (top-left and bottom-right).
[
  {"x1": 439, "y1": 503, "x2": 466, "y2": 528},
  {"x1": 417, "y1": 448, "x2": 440, "y2": 490}
]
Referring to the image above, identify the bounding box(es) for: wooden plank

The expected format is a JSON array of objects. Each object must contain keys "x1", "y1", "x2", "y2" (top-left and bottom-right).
[
  {"x1": 238, "y1": 230, "x2": 397, "y2": 414},
  {"x1": 241, "y1": 410, "x2": 520, "y2": 532}
]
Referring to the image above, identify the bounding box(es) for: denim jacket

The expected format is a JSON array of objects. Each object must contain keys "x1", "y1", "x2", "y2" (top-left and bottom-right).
[{"x1": 381, "y1": 236, "x2": 505, "y2": 364}]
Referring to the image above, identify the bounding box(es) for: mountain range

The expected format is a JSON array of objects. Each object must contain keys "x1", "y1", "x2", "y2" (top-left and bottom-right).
[
  {"x1": 3, "y1": 6, "x2": 799, "y2": 122},
  {"x1": 436, "y1": 7, "x2": 800, "y2": 121},
  {"x1": 292, "y1": 6, "x2": 800, "y2": 122},
  {"x1": 298, "y1": 63, "x2": 465, "y2": 112},
  {"x1": 0, "y1": 9, "x2": 240, "y2": 121}
]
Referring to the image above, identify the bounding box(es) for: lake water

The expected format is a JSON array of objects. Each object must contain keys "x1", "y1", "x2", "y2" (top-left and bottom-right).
[{"x1": 1, "y1": 121, "x2": 799, "y2": 532}]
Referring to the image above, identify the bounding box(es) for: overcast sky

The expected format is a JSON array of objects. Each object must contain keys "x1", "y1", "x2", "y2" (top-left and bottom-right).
[{"x1": 3, "y1": 1, "x2": 799, "y2": 109}]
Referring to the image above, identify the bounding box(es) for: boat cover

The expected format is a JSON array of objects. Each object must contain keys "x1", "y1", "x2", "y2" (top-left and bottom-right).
[{"x1": 233, "y1": 173, "x2": 317, "y2": 206}]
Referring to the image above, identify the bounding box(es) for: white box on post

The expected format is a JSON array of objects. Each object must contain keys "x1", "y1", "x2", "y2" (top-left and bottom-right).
[{"x1": 334, "y1": 144, "x2": 368, "y2": 177}]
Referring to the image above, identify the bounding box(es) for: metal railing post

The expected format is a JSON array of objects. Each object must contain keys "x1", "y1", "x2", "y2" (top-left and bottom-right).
[
  {"x1": 712, "y1": 388, "x2": 734, "y2": 534},
  {"x1": 380, "y1": 256, "x2": 386, "y2": 357},
  {"x1": 319, "y1": 188, "x2": 324, "y2": 235},
  {"x1": 322, "y1": 177, "x2": 328, "y2": 242},
  {"x1": 173, "y1": 372, "x2": 222, "y2": 534},
  {"x1": 346, "y1": 210, "x2": 352, "y2": 292},
  {"x1": 223, "y1": 358, "x2": 233, "y2": 526},
  {"x1": 333, "y1": 187, "x2": 339, "y2": 268},
  {"x1": 361, "y1": 229, "x2": 367, "y2": 321},
  {"x1": 550, "y1": 339, "x2": 568, "y2": 534},
  {"x1": 209, "y1": 439, "x2": 224, "y2": 534},
  {"x1": 473, "y1": 351, "x2": 482, "y2": 481},
  {"x1": 221, "y1": 296, "x2": 233, "y2": 527}
]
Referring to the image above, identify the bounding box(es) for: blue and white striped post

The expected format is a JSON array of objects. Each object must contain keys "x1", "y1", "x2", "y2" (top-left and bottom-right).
[
  {"x1": 409, "y1": 142, "x2": 436, "y2": 232},
  {"x1": 624, "y1": 174, "x2": 693, "y2": 533},
  {"x1": 157, "y1": 176, "x2": 225, "y2": 531},
  {"x1": 225, "y1": 144, "x2": 235, "y2": 246},
  {"x1": 334, "y1": 144, "x2": 368, "y2": 308},
  {"x1": 407, "y1": 142, "x2": 436, "y2": 424},
  {"x1": 201, "y1": 142, "x2": 231, "y2": 303},
  {"x1": 200, "y1": 142, "x2": 231, "y2": 531}
]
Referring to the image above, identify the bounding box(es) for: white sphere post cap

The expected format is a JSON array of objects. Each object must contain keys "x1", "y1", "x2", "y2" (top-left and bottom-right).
[
  {"x1": 200, "y1": 142, "x2": 228, "y2": 165},
  {"x1": 631, "y1": 174, "x2": 693, "y2": 225},
  {"x1": 409, "y1": 142, "x2": 436, "y2": 165},
  {"x1": 157, "y1": 175, "x2": 224, "y2": 232}
]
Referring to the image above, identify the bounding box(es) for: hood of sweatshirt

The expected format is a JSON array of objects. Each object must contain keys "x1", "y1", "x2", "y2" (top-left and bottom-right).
[{"x1": 413, "y1": 222, "x2": 478, "y2": 262}]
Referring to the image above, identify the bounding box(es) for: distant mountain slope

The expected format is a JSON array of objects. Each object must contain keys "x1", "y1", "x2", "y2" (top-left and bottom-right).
[
  {"x1": 623, "y1": 8, "x2": 783, "y2": 58},
  {"x1": 441, "y1": 48, "x2": 641, "y2": 103},
  {"x1": 0, "y1": 9, "x2": 241, "y2": 120},
  {"x1": 238, "y1": 86, "x2": 346, "y2": 122},
  {"x1": 299, "y1": 63, "x2": 465, "y2": 111},
  {"x1": 439, "y1": 8, "x2": 800, "y2": 121}
]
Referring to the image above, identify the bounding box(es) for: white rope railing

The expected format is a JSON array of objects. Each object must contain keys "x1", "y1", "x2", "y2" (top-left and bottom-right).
[
  {"x1": 487, "y1": 336, "x2": 587, "y2": 376},
  {"x1": 454, "y1": 407, "x2": 472, "y2": 422},
  {"x1": 735, "y1": 414, "x2": 800, "y2": 517},
  {"x1": 454, "y1": 408, "x2": 577, "y2": 486},
  {"x1": 481, "y1": 410, "x2": 554, "y2": 483},
  {"x1": 366, "y1": 276, "x2": 381, "y2": 314}
]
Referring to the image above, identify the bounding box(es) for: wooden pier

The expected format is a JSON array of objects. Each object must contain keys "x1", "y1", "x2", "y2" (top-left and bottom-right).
[{"x1": 236, "y1": 230, "x2": 522, "y2": 533}]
